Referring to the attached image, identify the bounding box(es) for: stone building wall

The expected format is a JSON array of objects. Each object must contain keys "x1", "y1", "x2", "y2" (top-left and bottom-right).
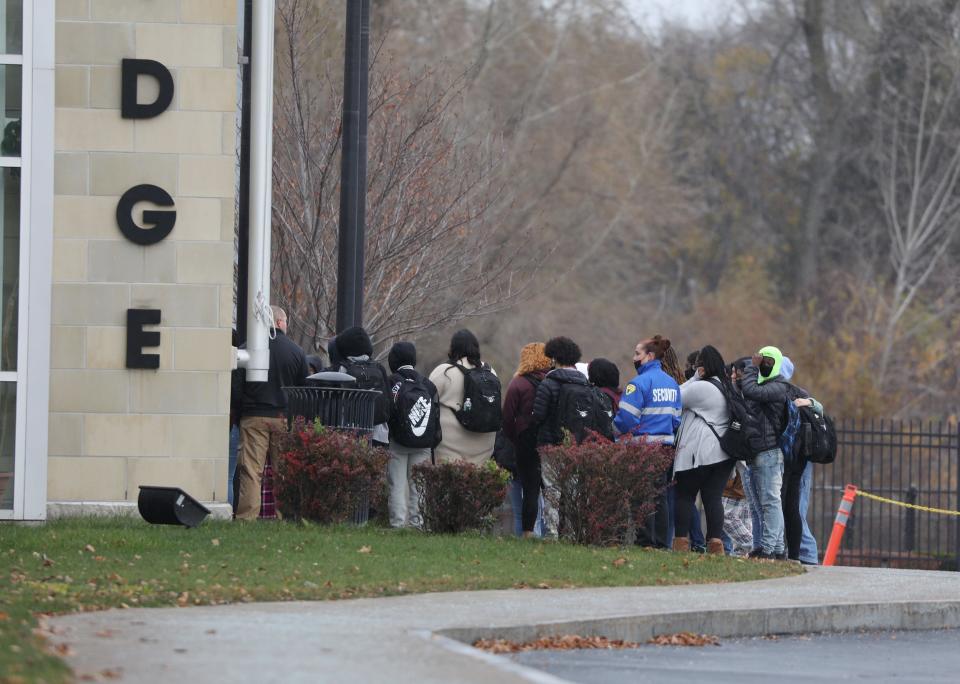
[{"x1": 48, "y1": 1, "x2": 237, "y2": 502}]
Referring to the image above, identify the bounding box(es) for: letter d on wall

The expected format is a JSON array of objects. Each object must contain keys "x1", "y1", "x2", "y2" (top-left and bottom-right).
[{"x1": 121, "y1": 58, "x2": 174, "y2": 119}]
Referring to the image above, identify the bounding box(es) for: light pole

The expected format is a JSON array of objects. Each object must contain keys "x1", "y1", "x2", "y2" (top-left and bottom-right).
[{"x1": 336, "y1": 0, "x2": 371, "y2": 332}]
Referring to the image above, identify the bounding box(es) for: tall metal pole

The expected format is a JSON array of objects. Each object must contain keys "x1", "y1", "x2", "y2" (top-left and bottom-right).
[
  {"x1": 236, "y1": 0, "x2": 253, "y2": 345},
  {"x1": 241, "y1": 0, "x2": 276, "y2": 382},
  {"x1": 336, "y1": 0, "x2": 370, "y2": 332}
]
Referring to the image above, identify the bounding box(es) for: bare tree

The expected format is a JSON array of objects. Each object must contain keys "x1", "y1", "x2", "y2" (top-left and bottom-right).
[
  {"x1": 873, "y1": 43, "x2": 960, "y2": 387},
  {"x1": 271, "y1": 0, "x2": 541, "y2": 355}
]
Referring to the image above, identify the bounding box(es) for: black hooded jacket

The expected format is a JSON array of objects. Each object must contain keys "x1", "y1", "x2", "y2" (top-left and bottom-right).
[
  {"x1": 532, "y1": 368, "x2": 591, "y2": 446},
  {"x1": 739, "y1": 366, "x2": 807, "y2": 451}
]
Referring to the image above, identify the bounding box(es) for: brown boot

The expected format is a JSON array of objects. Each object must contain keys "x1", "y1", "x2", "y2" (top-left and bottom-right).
[
  {"x1": 672, "y1": 537, "x2": 690, "y2": 552},
  {"x1": 706, "y1": 538, "x2": 725, "y2": 555}
]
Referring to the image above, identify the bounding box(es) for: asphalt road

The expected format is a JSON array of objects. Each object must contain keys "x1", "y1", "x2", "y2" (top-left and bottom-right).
[{"x1": 510, "y1": 629, "x2": 960, "y2": 683}]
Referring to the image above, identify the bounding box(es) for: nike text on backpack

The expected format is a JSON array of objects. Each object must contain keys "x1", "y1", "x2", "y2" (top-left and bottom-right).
[
  {"x1": 453, "y1": 363, "x2": 502, "y2": 433},
  {"x1": 705, "y1": 378, "x2": 765, "y2": 460},
  {"x1": 556, "y1": 382, "x2": 615, "y2": 443},
  {"x1": 389, "y1": 375, "x2": 440, "y2": 449},
  {"x1": 343, "y1": 359, "x2": 391, "y2": 425}
]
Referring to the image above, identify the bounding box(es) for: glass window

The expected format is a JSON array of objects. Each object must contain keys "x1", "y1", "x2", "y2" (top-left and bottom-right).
[
  {"x1": 0, "y1": 167, "x2": 17, "y2": 372},
  {"x1": 0, "y1": 382, "x2": 14, "y2": 509},
  {"x1": 0, "y1": 64, "x2": 20, "y2": 157},
  {"x1": 0, "y1": 0, "x2": 22, "y2": 55}
]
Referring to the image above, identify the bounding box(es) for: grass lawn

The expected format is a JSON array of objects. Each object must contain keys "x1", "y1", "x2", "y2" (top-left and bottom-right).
[{"x1": 0, "y1": 518, "x2": 801, "y2": 682}]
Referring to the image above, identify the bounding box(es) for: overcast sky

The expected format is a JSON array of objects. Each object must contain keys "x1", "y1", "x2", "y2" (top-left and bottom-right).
[{"x1": 626, "y1": 0, "x2": 749, "y2": 30}]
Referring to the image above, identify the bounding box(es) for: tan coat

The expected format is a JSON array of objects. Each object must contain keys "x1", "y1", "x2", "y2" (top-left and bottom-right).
[{"x1": 428, "y1": 358, "x2": 498, "y2": 466}]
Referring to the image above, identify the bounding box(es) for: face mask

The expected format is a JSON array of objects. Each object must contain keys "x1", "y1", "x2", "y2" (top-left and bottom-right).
[
  {"x1": 759, "y1": 359, "x2": 775, "y2": 377},
  {"x1": 683, "y1": 368, "x2": 696, "y2": 380},
  {"x1": 634, "y1": 359, "x2": 643, "y2": 372}
]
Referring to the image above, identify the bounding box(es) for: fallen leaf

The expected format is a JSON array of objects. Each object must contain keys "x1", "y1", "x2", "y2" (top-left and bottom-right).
[
  {"x1": 0, "y1": 611, "x2": 8, "y2": 621},
  {"x1": 95, "y1": 630, "x2": 115, "y2": 638},
  {"x1": 357, "y1": 546, "x2": 371, "y2": 554},
  {"x1": 536, "y1": 582, "x2": 551, "y2": 589},
  {"x1": 648, "y1": 632, "x2": 720, "y2": 647},
  {"x1": 176, "y1": 592, "x2": 189, "y2": 606},
  {"x1": 612, "y1": 557, "x2": 627, "y2": 567},
  {"x1": 84, "y1": 544, "x2": 96, "y2": 553},
  {"x1": 474, "y1": 634, "x2": 643, "y2": 653},
  {"x1": 101, "y1": 669, "x2": 122, "y2": 679},
  {"x1": 53, "y1": 643, "x2": 76, "y2": 656},
  {"x1": 211, "y1": 539, "x2": 220, "y2": 547}
]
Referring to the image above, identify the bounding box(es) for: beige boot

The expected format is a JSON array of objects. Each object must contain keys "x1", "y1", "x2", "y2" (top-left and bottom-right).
[
  {"x1": 672, "y1": 537, "x2": 690, "y2": 552},
  {"x1": 707, "y1": 538, "x2": 725, "y2": 555}
]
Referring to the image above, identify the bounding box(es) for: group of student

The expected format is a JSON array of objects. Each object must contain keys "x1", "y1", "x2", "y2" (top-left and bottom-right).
[
  {"x1": 233, "y1": 311, "x2": 830, "y2": 563},
  {"x1": 347, "y1": 326, "x2": 830, "y2": 563}
]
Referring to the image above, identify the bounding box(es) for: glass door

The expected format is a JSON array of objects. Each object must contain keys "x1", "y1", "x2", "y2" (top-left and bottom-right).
[{"x1": 0, "y1": 0, "x2": 23, "y2": 512}]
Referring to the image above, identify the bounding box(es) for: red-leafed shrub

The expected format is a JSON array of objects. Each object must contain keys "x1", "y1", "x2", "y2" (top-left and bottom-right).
[
  {"x1": 412, "y1": 460, "x2": 511, "y2": 534},
  {"x1": 274, "y1": 419, "x2": 389, "y2": 524},
  {"x1": 539, "y1": 434, "x2": 674, "y2": 546}
]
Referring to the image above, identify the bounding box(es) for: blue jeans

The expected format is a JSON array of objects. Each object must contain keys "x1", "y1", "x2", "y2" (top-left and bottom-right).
[
  {"x1": 509, "y1": 477, "x2": 544, "y2": 536},
  {"x1": 749, "y1": 448, "x2": 785, "y2": 555},
  {"x1": 799, "y1": 461, "x2": 819, "y2": 564},
  {"x1": 743, "y1": 464, "x2": 763, "y2": 550},
  {"x1": 228, "y1": 424, "x2": 240, "y2": 507}
]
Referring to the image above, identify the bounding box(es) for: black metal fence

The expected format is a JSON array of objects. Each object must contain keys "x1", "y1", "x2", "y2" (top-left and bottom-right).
[{"x1": 808, "y1": 419, "x2": 960, "y2": 571}]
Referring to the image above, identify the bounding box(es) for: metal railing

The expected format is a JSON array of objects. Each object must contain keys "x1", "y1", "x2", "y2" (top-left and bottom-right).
[
  {"x1": 808, "y1": 419, "x2": 960, "y2": 570},
  {"x1": 283, "y1": 386, "x2": 380, "y2": 434}
]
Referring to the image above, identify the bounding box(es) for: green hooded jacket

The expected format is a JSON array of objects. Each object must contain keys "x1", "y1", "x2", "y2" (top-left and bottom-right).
[{"x1": 757, "y1": 345, "x2": 783, "y2": 385}]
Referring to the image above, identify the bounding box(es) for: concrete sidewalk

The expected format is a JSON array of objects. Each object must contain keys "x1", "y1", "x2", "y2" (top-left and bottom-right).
[{"x1": 46, "y1": 567, "x2": 960, "y2": 683}]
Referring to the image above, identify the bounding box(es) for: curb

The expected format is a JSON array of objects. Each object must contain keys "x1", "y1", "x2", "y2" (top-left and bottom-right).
[{"x1": 436, "y1": 599, "x2": 960, "y2": 646}]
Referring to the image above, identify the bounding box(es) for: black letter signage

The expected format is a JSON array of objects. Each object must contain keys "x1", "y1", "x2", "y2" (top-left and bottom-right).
[
  {"x1": 126, "y1": 309, "x2": 162, "y2": 370},
  {"x1": 121, "y1": 58, "x2": 175, "y2": 119},
  {"x1": 116, "y1": 184, "x2": 177, "y2": 245}
]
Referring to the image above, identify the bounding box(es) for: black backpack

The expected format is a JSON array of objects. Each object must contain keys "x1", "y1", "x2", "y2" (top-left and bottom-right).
[
  {"x1": 343, "y1": 359, "x2": 391, "y2": 425},
  {"x1": 453, "y1": 363, "x2": 502, "y2": 433},
  {"x1": 705, "y1": 378, "x2": 765, "y2": 460},
  {"x1": 556, "y1": 380, "x2": 615, "y2": 443},
  {"x1": 796, "y1": 405, "x2": 837, "y2": 464},
  {"x1": 389, "y1": 373, "x2": 440, "y2": 449}
]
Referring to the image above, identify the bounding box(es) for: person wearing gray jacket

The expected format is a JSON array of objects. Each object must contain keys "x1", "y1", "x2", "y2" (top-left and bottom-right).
[{"x1": 672, "y1": 345, "x2": 735, "y2": 554}]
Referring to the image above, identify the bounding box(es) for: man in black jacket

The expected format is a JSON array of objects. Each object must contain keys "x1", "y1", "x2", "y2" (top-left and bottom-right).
[
  {"x1": 234, "y1": 306, "x2": 309, "y2": 520},
  {"x1": 739, "y1": 345, "x2": 807, "y2": 559}
]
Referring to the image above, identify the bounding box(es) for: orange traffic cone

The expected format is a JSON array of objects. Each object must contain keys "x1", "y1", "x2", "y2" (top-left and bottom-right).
[{"x1": 822, "y1": 484, "x2": 858, "y2": 566}]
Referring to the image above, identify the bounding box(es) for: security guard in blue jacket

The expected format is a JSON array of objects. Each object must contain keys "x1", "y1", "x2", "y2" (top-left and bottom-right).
[
  {"x1": 615, "y1": 336, "x2": 682, "y2": 548},
  {"x1": 614, "y1": 339, "x2": 682, "y2": 442}
]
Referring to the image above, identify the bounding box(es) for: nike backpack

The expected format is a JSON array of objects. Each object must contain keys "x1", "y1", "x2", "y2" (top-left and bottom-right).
[
  {"x1": 453, "y1": 363, "x2": 502, "y2": 433},
  {"x1": 389, "y1": 374, "x2": 440, "y2": 449}
]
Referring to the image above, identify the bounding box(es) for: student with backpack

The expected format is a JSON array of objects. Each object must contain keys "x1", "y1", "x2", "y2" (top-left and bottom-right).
[
  {"x1": 531, "y1": 337, "x2": 614, "y2": 537},
  {"x1": 385, "y1": 342, "x2": 440, "y2": 528},
  {"x1": 532, "y1": 337, "x2": 615, "y2": 447},
  {"x1": 587, "y1": 358, "x2": 621, "y2": 415},
  {"x1": 428, "y1": 329, "x2": 501, "y2": 465},
  {"x1": 779, "y1": 356, "x2": 831, "y2": 563},
  {"x1": 502, "y1": 342, "x2": 552, "y2": 538},
  {"x1": 335, "y1": 326, "x2": 392, "y2": 446},
  {"x1": 672, "y1": 345, "x2": 736, "y2": 555}
]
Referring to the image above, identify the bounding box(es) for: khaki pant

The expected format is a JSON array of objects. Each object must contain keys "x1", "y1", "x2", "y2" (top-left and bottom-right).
[{"x1": 235, "y1": 415, "x2": 286, "y2": 520}]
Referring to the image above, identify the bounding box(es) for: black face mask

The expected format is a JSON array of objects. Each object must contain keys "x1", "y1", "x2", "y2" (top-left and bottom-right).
[
  {"x1": 684, "y1": 368, "x2": 696, "y2": 380},
  {"x1": 759, "y1": 359, "x2": 775, "y2": 377},
  {"x1": 634, "y1": 359, "x2": 643, "y2": 372}
]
